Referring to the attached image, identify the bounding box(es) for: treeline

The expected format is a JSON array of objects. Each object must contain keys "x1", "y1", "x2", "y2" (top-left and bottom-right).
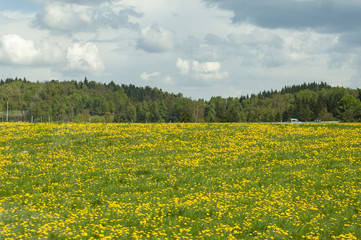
[{"x1": 1, "y1": 78, "x2": 360, "y2": 122}]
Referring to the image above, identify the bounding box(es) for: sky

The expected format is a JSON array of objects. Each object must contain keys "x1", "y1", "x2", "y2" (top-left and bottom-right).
[{"x1": 0, "y1": 0, "x2": 360, "y2": 99}]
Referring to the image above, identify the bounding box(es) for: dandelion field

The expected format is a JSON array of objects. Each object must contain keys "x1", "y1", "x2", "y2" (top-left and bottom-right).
[{"x1": 0, "y1": 123, "x2": 360, "y2": 239}]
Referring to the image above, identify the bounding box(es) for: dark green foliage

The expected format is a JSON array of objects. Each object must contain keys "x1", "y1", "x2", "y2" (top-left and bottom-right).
[
  {"x1": 337, "y1": 94, "x2": 361, "y2": 122},
  {"x1": 280, "y1": 81, "x2": 331, "y2": 94},
  {"x1": 0, "y1": 78, "x2": 360, "y2": 122}
]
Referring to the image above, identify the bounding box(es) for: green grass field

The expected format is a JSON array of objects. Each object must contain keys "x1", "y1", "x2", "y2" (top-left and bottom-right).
[{"x1": 0, "y1": 123, "x2": 360, "y2": 239}]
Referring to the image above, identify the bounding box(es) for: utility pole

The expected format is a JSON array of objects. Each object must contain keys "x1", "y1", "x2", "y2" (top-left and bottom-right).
[{"x1": 6, "y1": 98, "x2": 9, "y2": 122}]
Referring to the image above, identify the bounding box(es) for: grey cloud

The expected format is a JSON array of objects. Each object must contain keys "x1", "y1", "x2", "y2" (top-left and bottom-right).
[
  {"x1": 203, "y1": 0, "x2": 361, "y2": 70},
  {"x1": 31, "y1": 0, "x2": 110, "y2": 5},
  {"x1": 181, "y1": 31, "x2": 286, "y2": 68},
  {"x1": 327, "y1": 32, "x2": 361, "y2": 68},
  {"x1": 227, "y1": 31, "x2": 283, "y2": 49},
  {"x1": 180, "y1": 35, "x2": 234, "y2": 62},
  {"x1": 203, "y1": 0, "x2": 361, "y2": 33},
  {"x1": 62, "y1": 0, "x2": 108, "y2": 4},
  {"x1": 338, "y1": 33, "x2": 361, "y2": 48},
  {"x1": 136, "y1": 25, "x2": 176, "y2": 53},
  {"x1": 204, "y1": 34, "x2": 224, "y2": 45},
  {"x1": 94, "y1": 8, "x2": 141, "y2": 29},
  {"x1": 32, "y1": 2, "x2": 141, "y2": 33}
]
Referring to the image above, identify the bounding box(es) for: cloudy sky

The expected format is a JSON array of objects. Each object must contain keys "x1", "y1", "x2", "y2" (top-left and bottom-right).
[{"x1": 0, "y1": 0, "x2": 360, "y2": 99}]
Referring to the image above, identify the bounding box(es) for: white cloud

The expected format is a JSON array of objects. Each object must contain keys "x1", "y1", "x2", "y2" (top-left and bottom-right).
[
  {"x1": 137, "y1": 25, "x2": 175, "y2": 53},
  {"x1": 176, "y1": 58, "x2": 190, "y2": 74},
  {"x1": 33, "y1": 3, "x2": 90, "y2": 32},
  {"x1": 1, "y1": 0, "x2": 361, "y2": 99},
  {"x1": 140, "y1": 71, "x2": 173, "y2": 84},
  {"x1": 0, "y1": 34, "x2": 64, "y2": 66},
  {"x1": 66, "y1": 42, "x2": 104, "y2": 73},
  {"x1": 192, "y1": 60, "x2": 221, "y2": 73},
  {"x1": 192, "y1": 60, "x2": 229, "y2": 80},
  {"x1": 0, "y1": 34, "x2": 40, "y2": 65},
  {"x1": 140, "y1": 72, "x2": 161, "y2": 81},
  {"x1": 177, "y1": 58, "x2": 229, "y2": 81}
]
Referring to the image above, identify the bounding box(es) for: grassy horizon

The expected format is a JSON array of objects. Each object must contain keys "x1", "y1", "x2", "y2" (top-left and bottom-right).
[{"x1": 0, "y1": 122, "x2": 360, "y2": 239}]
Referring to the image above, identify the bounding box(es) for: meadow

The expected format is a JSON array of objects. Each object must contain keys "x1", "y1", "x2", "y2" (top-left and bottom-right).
[{"x1": 0, "y1": 122, "x2": 360, "y2": 239}]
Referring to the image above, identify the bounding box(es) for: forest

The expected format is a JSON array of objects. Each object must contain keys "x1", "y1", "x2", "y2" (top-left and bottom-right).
[{"x1": 0, "y1": 77, "x2": 360, "y2": 122}]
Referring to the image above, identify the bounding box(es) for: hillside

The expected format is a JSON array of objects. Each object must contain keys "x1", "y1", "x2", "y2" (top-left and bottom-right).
[{"x1": 0, "y1": 78, "x2": 360, "y2": 122}]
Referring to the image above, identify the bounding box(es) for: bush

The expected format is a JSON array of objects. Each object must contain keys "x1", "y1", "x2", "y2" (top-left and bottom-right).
[{"x1": 90, "y1": 115, "x2": 104, "y2": 123}]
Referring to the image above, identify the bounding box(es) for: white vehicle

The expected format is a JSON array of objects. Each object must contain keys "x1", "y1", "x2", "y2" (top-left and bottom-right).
[{"x1": 287, "y1": 118, "x2": 301, "y2": 123}]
